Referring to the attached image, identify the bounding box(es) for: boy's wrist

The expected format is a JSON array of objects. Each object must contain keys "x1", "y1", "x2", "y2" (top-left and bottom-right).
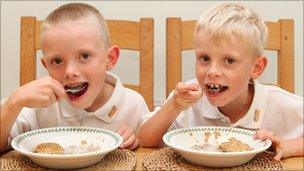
[
  {"x1": 281, "y1": 139, "x2": 298, "y2": 158},
  {"x1": 8, "y1": 91, "x2": 24, "y2": 110},
  {"x1": 167, "y1": 97, "x2": 183, "y2": 116},
  {"x1": 281, "y1": 141, "x2": 291, "y2": 158}
]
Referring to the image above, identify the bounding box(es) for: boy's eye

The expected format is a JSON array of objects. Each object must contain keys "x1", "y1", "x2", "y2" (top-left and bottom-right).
[
  {"x1": 224, "y1": 58, "x2": 235, "y2": 64},
  {"x1": 81, "y1": 53, "x2": 90, "y2": 60},
  {"x1": 52, "y1": 58, "x2": 62, "y2": 65},
  {"x1": 200, "y1": 55, "x2": 210, "y2": 62}
]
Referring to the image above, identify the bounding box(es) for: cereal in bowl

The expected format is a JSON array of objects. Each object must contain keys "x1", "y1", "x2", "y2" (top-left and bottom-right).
[
  {"x1": 219, "y1": 137, "x2": 253, "y2": 152},
  {"x1": 33, "y1": 142, "x2": 64, "y2": 155}
]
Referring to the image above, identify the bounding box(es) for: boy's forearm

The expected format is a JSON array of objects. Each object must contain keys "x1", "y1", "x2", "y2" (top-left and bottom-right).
[
  {"x1": 0, "y1": 95, "x2": 23, "y2": 151},
  {"x1": 138, "y1": 98, "x2": 182, "y2": 147},
  {"x1": 283, "y1": 138, "x2": 304, "y2": 158}
]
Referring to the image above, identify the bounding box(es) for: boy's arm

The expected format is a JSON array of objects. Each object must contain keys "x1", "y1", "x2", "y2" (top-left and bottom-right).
[
  {"x1": 0, "y1": 76, "x2": 65, "y2": 151},
  {"x1": 138, "y1": 82, "x2": 203, "y2": 147},
  {"x1": 282, "y1": 138, "x2": 304, "y2": 158},
  {"x1": 137, "y1": 97, "x2": 183, "y2": 147},
  {"x1": 0, "y1": 95, "x2": 23, "y2": 150}
]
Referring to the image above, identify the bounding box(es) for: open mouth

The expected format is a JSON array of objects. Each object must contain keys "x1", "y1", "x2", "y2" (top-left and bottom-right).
[
  {"x1": 206, "y1": 83, "x2": 228, "y2": 93},
  {"x1": 64, "y1": 82, "x2": 89, "y2": 99}
]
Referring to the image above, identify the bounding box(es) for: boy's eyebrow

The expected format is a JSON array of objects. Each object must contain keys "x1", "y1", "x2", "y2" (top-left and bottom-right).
[
  {"x1": 77, "y1": 48, "x2": 94, "y2": 52},
  {"x1": 76, "y1": 45, "x2": 97, "y2": 52},
  {"x1": 43, "y1": 53, "x2": 61, "y2": 60},
  {"x1": 221, "y1": 52, "x2": 242, "y2": 59},
  {"x1": 195, "y1": 49, "x2": 241, "y2": 59},
  {"x1": 194, "y1": 49, "x2": 207, "y2": 54}
]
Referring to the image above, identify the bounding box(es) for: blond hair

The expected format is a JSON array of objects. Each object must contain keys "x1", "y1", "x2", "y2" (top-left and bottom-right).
[
  {"x1": 41, "y1": 3, "x2": 110, "y2": 48},
  {"x1": 194, "y1": 3, "x2": 268, "y2": 57}
]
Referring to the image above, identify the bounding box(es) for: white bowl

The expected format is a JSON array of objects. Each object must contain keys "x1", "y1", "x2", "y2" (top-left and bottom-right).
[
  {"x1": 11, "y1": 126, "x2": 123, "y2": 169},
  {"x1": 163, "y1": 126, "x2": 271, "y2": 167}
]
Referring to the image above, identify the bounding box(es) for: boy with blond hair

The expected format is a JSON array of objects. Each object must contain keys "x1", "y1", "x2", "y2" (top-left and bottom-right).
[
  {"x1": 138, "y1": 3, "x2": 303, "y2": 160},
  {"x1": 1, "y1": 3, "x2": 149, "y2": 151}
]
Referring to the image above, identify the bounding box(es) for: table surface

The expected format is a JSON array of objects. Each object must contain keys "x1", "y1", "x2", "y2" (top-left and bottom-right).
[
  {"x1": 134, "y1": 147, "x2": 304, "y2": 170},
  {"x1": 1, "y1": 147, "x2": 303, "y2": 170}
]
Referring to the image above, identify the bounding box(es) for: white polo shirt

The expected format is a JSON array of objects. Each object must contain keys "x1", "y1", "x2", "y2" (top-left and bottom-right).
[
  {"x1": 145, "y1": 79, "x2": 303, "y2": 140},
  {"x1": 6, "y1": 72, "x2": 149, "y2": 145}
]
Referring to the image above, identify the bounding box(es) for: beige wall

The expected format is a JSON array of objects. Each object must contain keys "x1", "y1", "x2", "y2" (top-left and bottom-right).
[{"x1": 1, "y1": 1, "x2": 303, "y2": 105}]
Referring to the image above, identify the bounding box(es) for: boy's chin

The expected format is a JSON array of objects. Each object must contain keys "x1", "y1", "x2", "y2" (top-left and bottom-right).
[
  {"x1": 71, "y1": 103, "x2": 90, "y2": 110},
  {"x1": 66, "y1": 98, "x2": 92, "y2": 110},
  {"x1": 207, "y1": 98, "x2": 227, "y2": 107}
]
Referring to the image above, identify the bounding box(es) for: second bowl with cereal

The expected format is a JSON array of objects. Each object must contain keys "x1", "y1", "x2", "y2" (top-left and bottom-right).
[{"x1": 163, "y1": 126, "x2": 271, "y2": 167}]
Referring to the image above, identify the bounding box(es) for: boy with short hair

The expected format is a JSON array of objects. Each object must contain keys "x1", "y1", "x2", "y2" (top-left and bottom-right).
[
  {"x1": 1, "y1": 3, "x2": 149, "y2": 151},
  {"x1": 138, "y1": 3, "x2": 303, "y2": 160}
]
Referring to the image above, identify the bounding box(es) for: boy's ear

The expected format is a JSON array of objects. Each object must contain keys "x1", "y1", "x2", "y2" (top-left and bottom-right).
[
  {"x1": 106, "y1": 45, "x2": 120, "y2": 70},
  {"x1": 41, "y1": 57, "x2": 47, "y2": 69},
  {"x1": 251, "y1": 56, "x2": 267, "y2": 79}
]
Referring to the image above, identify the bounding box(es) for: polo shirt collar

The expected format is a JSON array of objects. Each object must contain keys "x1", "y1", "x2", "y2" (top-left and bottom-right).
[
  {"x1": 236, "y1": 80, "x2": 268, "y2": 129},
  {"x1": 60, "y1": 72, "x2": 125, "y2": 123},
  {"x1": 201, "y1": 80, "x2": 268, "y2": 129}
]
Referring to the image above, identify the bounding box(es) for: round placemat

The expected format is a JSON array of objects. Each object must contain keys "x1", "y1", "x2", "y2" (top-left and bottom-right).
[
  {"x1": 0, "y1": 149, "x2": 136, "y2": 170},
  {"x1": 143, "y1": 147, "x2": 282, "y2": 170}
]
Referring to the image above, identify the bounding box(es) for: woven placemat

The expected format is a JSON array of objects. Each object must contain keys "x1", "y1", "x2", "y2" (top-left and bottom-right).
[
  {"x1": 143, "y1": 147, "x2": 282, "y2": 170},
  {"x1": 1, "y1": 149, "x2": 136, "y2": 170}
]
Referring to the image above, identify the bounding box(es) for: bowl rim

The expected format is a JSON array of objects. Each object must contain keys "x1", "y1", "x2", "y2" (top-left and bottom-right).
[
  {"x1": 163, "y1": 126, "x2": 272, "y2": 156},
  {"x1": 11, "y1": 126, "x2": 123, "y2": 158}
]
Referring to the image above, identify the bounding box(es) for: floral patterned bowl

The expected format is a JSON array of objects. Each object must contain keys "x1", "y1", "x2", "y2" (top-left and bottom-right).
[
  {"x1": 163, "y1": 126, "x2": 271, "y2": 167},
  {"x1": 11, "y1": 126, "x2": 122, "y2": 169}
]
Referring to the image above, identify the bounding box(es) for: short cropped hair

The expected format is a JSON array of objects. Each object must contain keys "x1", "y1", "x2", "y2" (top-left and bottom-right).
[
  {"x1": 194, "y1": 3, "x2": 268, "y2": 57},
  {"x1": 41, "y1": 3, "x2": 110, "y2": 48}
]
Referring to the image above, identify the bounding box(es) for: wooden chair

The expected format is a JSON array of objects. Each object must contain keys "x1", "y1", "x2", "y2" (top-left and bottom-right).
[
  {"x1": 20, "y1": 16, "x2": 154, "y2": 110},
  {"x1": 166, "y1": 17, "x2": 294, "y2": 97}
]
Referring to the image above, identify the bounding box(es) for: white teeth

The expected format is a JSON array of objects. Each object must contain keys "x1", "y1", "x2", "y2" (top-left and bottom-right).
[
  {"x1": 207, "y1": 83, "x2": 222, "y2": 92},
  {"x1": 67, "y1": 83, "x2": 83, "y2": 88},
  {"x1": 65, "y1": 83, "x2": 85, "y2": 94},
  {"x1": 208, "y1": 83, "x2": 220, "y2": 87}
]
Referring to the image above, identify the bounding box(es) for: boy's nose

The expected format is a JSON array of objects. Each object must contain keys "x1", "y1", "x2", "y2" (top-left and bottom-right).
[
  {"x1": 207, "y1": 65, "x2": 222, "y2": 78},
  {"x1": 64, "y1": 63, "x2": 80, "y2": 79},
  {"x1": 207, "y1": 72, "x2": 222, "y2": 78},
  {"x1": 65, "y1": 73, "x2": 78, "y2": 79}
]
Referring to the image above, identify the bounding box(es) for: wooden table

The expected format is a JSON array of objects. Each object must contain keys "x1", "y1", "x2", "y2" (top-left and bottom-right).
[{"x1": 134, "y1": 147, "x2": 304, "y2": 170}]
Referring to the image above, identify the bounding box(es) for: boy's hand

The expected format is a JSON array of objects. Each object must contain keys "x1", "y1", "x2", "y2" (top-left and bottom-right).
[
  {"x1": 12, "y1": 76, "x2": 66, "y2": 108},
  {"x1": 172, "y1": 82, "x2": 203, "y2": 111},
  {"x1": 253, "y1": 129, "x2": 284, "y2": 161},
  {"x1": 117, "y1": 125, "x2": 139, "y2": 150}
]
